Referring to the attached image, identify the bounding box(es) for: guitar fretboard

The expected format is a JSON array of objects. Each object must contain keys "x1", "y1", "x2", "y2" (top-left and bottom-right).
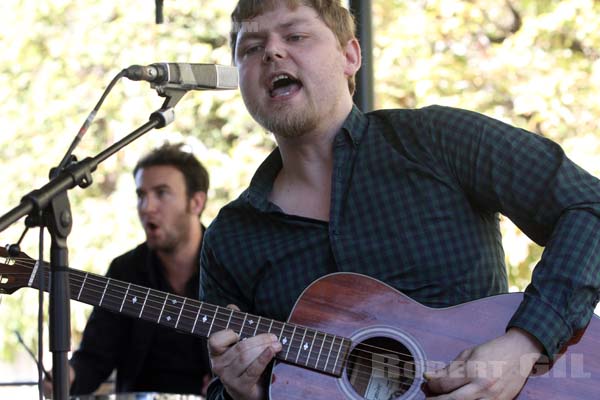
[{"x1": 31, "y1": 265, "x2": 350, "y2": 377}]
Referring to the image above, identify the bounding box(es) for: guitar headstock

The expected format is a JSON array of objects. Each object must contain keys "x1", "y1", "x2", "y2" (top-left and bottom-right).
[{"x1": 0, "y1": 246, "x2": 34, "y2": 294}]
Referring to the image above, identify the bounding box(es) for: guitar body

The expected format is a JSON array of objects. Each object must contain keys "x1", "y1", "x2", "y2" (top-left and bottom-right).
[{"x1": 270, "y1": 272, "x2": 600, "y2": 400}]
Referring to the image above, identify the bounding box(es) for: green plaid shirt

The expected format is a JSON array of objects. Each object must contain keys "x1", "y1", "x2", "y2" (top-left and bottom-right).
[{"x1": 201, "y1": 105, "x2": 600, "y2": 377}]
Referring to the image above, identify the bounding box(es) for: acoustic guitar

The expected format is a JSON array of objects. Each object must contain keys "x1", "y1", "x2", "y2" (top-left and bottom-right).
[{"x1": 1, "y1": 247, "x2": 598, "y2": 399}]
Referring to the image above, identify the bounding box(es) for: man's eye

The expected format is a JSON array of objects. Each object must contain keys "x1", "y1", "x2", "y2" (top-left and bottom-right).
[
  {"x1": 288, "y1": 35, "x2": 304, "y2": 42},
  {"x1": 244, "y1": 45, "x2": 263, "y2": 55}
]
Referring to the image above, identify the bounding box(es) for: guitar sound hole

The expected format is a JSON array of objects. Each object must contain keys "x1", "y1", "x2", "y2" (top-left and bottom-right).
[{"x1": 345, "y1": 336, "x2": 415, "y2": 400}]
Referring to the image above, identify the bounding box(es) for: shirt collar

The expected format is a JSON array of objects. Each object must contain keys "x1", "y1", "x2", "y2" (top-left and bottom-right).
[
  {"x1": 341, "y1": 104, "x2": 369, "y2": 146},
  {"x1": 241, "y1": 147, "x2": 280, "y2": 211}
]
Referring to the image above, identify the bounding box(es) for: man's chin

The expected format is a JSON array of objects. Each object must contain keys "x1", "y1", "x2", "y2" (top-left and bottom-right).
[
  {"x1": 254, "y1": 110, "x2": 317, "y2": 138},
  {"x1": 147, "y1": 240, "x2": 177, "y2": 254}
]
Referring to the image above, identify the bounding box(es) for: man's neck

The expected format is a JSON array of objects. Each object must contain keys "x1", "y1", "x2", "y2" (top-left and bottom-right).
[
  {"x1": 269, "y1": 112, "x2": 352, "y2": 220},
  {"x1": 274, "y1": 102, "x2": 351, "y2": 184},
  {"x1": 156, "y1": 225, "x2": 202, "y2": 295}
]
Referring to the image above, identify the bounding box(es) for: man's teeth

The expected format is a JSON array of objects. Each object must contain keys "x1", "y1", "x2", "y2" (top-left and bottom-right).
[{"x1": 272, "y1": 74, "x2": 290, "y2": 85}]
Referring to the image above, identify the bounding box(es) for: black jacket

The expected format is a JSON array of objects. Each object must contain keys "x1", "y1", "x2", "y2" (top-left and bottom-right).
[{"x1": 70, "y1": 242, "x2": 210, "y2": 395}]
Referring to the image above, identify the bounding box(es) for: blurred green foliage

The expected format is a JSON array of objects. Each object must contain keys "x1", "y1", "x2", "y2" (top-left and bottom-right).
[{"x1": 0, "y1": 0, "x2": 598, "y2": 365}]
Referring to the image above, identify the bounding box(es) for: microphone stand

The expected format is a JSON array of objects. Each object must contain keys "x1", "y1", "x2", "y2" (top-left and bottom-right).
[{"x1": 0, "y1": 103, "x2": 177, "y2": 399}]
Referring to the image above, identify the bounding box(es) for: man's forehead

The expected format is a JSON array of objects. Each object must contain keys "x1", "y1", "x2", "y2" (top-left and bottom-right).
[
  {"x1": 235, "y1": 6, "x2": 320, "y2": 38},
  {"x1": 136, "y1": 165, "x2": 183, "y2": 184}
]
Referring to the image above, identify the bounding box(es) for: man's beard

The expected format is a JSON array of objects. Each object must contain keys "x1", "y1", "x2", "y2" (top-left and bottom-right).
[
  {"x1": 147, "y1": 230, "x2": 185, "y2": 254},
  {"x1": 246, "y1": 96, "x2": 319, "y2": 138},
  {"x1": 146, "y1": 211, "x2": 193, "y2": 254}
]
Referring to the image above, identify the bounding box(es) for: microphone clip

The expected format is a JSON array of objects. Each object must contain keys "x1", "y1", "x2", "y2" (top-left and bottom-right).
[{"x1": 154, "y1": 85, "x2": 189, "y2": 112}]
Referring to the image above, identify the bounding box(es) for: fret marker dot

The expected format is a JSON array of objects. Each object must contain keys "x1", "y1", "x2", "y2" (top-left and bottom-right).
[
  {"x1": 282, "y1": 338, "x2": 288, "y2": 345},
  {"x1": 303, "y1": 343, "x2": 309, "y2": 351},
  {"x1": 248, "y1": 320, "x2": 254, "y2": 325},
  {"x1": 171, "y1": 299, "x2": 177, "y2": 304},
  {"x1": 132, "y1": 296, "x2": 137, "y2": 304},
  {"x1": 202, "y1": 316, "x2": 208, "y2": 323},
  {"x1": 166, "y1": 316, "x2": 172, "y2": 322}
]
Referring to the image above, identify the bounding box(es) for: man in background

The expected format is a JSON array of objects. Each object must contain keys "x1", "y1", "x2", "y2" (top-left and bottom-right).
[{"x1": 46, "y1": 142, "x2": 212, "y2": 397}]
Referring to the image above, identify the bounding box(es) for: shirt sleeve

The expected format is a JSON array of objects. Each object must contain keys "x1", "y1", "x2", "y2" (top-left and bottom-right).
[
  {"x1": 206, "y1": 378, "x2": 235, "y2": 400},
  {"x1": 200, "y1": 225, "x2": 253, "y2": 310},
  {"x1": 200, "y1": 223, "x2": 269, "y2": 400},
  {"x1": 424, "y1": 105, "x2": 600, "y2": 358}
]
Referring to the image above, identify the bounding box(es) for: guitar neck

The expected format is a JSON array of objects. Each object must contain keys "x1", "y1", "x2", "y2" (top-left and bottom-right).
[{"x1": 29, "y1": 263, "x2": 349, "y2": 377}]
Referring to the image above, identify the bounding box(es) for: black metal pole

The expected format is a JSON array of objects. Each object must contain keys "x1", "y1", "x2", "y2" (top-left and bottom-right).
[
  {"x1": 47, "y1": 191, "x2": 72, "y2": 400},
  {"x1": 350, "y1": 0, "x2": 374, "y2": 112}
]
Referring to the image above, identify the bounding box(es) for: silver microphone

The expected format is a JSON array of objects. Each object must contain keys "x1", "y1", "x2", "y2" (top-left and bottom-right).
[{"x1": 124, "y1": 63, "x2": 238, "y2": 90}]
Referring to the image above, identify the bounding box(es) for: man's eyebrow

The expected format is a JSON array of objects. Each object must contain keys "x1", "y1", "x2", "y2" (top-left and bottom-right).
[
  {"x1": 237, "y1": 17, "x2": 315, "y2": 42},
  {"x1": 136, "y1": 183, "x2": 170, "y2": 195}
]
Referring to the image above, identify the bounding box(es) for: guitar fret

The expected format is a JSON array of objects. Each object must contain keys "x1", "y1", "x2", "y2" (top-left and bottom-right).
[
  {"x1": 192, "y1": 303, "x2": 203, "y2": 333},
  {"x1": 273, "y1": 321, "x2": 285, "y2": 342},
  {"x1": 284, "y1": 325, "x2": 297, "y2": 359},
  {"x1": 253, "y1": 316, "x2": 262, "y2": 337},
  {"x1": 226, "y1": 308, "x2": 235, "y2": 333},
  {"x1": 323, "y1": 333, "x2": 335, "y2": 373},
  {"x1": 238, "y1": 312, "x2": 248, "y2": 338},
  {"x1": 206, "y1": 307, "x2": 218, "y2": 336},
  {"x1": 161, "y1": 295, "x2": 180, "y2": 327},
  {"x1": 99, "y1": 278, "x2": 111, "y2": 306},
  {"x1": 119, "y1": 283, "x2": 131, "y2": 312},
  {"x1": 266, "y1": 319, "x2": 273, "y2": 337},
  {"x1": 331, "y1": 337, "x2": 344, "y2": 375},
  {"x1": 295, "y1": 328, "x2": 308, "y2": 363},
  {"x1": 175, "y1": 298, "x2": 186, "y2": 329},
  {"x1": 314, "y1": 332, "x2": 325, "y2": 370},
  {"x1": 158, "y1": 294, "x2": 169, "y2": 323},
  {"x1": 119, "y1": 286, "x2": 143, "y2": 317},
  {"x1": 77, "y1": 273, "x2": 88, "y2": 300},
  {"x1": 28, "y1": 261, "x2": 41, "y2": 288},
  {"x1": 138, "y1": 288, "x2": 150, "y2": 318},
  {"x1": 306, "y1": 330, "x2": 318, "y2": 366},
  {"x1": 178, "y1": 301, "x2": 197, "y2": 332},
  {"x1": 240, "y1": 313, "x2": 258, "y2": 339}
]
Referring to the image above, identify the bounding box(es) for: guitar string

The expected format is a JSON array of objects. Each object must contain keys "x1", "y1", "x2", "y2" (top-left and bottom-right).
[
  {"x1": 5, "y1": 257, "x2": 424, "y2": 365},
  {"x1": 6, "y1": 258, "x2": 433, "y2": 387},
  {"x1": 5, "y1": 258, "x2": 423, "y2": 372},
  {"x1": 4, "y1": 266, "x2": 425, "y2": 391},
  {"x1": 63, "y1": 268, "x2": 427, "y2": 374},
  {"x1": 4, "y1": 258, "x2": 425, "y2": 375},
  {"x1": 69, "y1": 272, "x2": 425, "y2": 389}
]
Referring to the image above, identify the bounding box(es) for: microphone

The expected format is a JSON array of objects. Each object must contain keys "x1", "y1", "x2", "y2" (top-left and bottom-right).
[{"x1": 124, "y1": 63, "x2": 238, "y2": 90}]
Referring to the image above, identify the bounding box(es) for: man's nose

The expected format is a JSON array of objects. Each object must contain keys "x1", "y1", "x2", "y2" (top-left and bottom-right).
[
  {"x1": 138, "y1": 195, "x2": 157, "y2": 213},
  {"x1": 263, "y1": 39, "x2": 286, "y2": 63}
]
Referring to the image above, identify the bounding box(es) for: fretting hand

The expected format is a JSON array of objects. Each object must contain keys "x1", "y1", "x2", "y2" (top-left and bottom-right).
[{"x1": 208, "y1": 304, "x2": 282, "y2": 400}]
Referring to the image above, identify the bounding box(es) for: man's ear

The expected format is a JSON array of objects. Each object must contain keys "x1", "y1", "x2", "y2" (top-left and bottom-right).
[
  {"x1": 189, "y1": 191, "x2": 207, "y2": 216},
  {"x1": 343, "y1": 37, "x2": 362, "y2": 77}
]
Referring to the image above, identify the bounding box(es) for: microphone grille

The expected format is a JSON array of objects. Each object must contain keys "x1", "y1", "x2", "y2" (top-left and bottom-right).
[{"x1": 214, "y1": 65, "x2": 238, "y2": 89}]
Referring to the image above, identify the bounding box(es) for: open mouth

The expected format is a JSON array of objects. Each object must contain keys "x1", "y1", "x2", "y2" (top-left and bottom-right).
[
  {"x1": 269, "y1": 73, "x2": 302, "y2": 98},
  {"x1": 146, "y1": 222, "x2": 159, "y2": 232}
]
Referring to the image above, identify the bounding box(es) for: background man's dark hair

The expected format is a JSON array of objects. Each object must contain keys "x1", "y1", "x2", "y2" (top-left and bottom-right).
[{"x1": 133, "y1": 142, "x2": 210, "y2": 198}]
